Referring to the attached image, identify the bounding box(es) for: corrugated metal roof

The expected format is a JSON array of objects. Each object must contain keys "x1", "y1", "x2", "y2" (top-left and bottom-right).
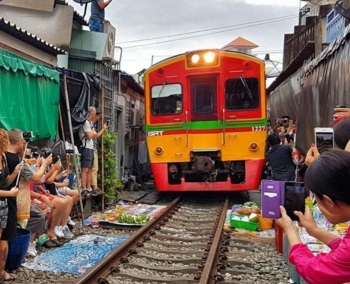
[{"x1": 0, "y1": 18, "x2": 66, "y2": 56}]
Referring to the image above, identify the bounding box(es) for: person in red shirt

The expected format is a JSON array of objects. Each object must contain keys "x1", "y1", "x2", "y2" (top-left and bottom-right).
[{"x1": 277, "y1": 149, "x2": 350, "y2": 284}]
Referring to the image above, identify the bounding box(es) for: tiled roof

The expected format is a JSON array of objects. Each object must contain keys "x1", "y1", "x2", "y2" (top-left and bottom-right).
[
  {"x1": 222, "y1": 37, "x2": 259, "y2": 49},
  {"x1": 0, "y1": 18, "x2": 66, "y2": 56}
]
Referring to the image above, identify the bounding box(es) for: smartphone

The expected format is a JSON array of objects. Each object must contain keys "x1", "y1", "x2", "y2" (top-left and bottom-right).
[
  {"x1": 314, "y1": 127, "x2": 334, "y2": 151},
  {"x1": 335, "y1": 105, "x2": 346, "y2": 108},
  {"x1": 285, "y1": 182, "x2": 306, "y2": 221},
  {"x1": 106, "y1": 120, "x2": 110, "y2": 127},
  {"x1": 22, "y1": 131, "x2": 33, "y2": 141},
  {"x1": 261, "y1": 180, "x2": 285, "y2": 219}
]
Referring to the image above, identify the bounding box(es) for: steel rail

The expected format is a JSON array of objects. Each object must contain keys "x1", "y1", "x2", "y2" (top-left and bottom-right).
[
  {"x1": 72, "y1": 197, "x2": 181, "y2": 284},
  {"x1": 199, "y1": 197, "x2": 229, "y2": 284}
]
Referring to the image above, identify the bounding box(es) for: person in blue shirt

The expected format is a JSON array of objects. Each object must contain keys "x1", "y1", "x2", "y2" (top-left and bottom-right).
[
  {"x1": 89, "y1": 0, "x2": 113, "y2": 32},
  {"x1": 265, "y1": 133, "x2": 295, "y2": 181}
]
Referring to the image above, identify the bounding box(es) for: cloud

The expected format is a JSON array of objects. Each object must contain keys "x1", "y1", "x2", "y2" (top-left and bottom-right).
[
  {"x1": 68, "y1": 0, "x2": 298, "y2": 74},
  {"x1": 243, "y1": 0, "x2": 300, "y2": 6}
]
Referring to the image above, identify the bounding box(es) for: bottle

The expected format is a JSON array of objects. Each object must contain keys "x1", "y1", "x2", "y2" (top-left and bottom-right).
[{"x1": 305, "y1": 197, "x2": 313, "y2": 213}]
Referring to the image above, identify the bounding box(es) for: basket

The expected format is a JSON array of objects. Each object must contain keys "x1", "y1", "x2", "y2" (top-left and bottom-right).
[
  {"x1": 6, "y1": 228, "x2": 31, "y2": 270},
  {"x1": 229, "y1": 214, "x2": 259, "y2": 231}
]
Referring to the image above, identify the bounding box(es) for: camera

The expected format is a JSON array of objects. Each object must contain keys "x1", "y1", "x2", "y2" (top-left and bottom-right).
[
  {"x1": 42, "y1": 148, "x2": 61, "y2": 164},
  {"x1": 32, "y1": 152, "x2": 39, "y2": 159},
  {"x1": 43, "y1": 148, "x2": 52, "y2": 158},
  {"x1": 22, "y1": 131, "x2": 33, "y2": 142},
  {"x1": 106, "y1": 120, "x2": 110, "y2": 127}
]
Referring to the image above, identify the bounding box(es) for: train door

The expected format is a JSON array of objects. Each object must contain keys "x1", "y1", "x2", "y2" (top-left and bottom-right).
[{"x1": 189, "y1": 77, "x2": 220, "y2": 150}]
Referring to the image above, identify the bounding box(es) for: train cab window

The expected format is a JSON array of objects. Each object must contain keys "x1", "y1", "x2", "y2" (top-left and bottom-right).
[
  {"x1": 151, "y1": 83, "x2": 183, "y2": 115},
  {"x1": 225, "y1": 77, "x2": 260, "y2": 111},
  {"x1": 194, "y1": 84, "x2": 215, "y2": 114}
]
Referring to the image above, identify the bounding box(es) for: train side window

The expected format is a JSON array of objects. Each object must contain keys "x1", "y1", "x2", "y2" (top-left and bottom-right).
[
  {"x1": 225, "y1": 78, "x2": 260, "y2": 111},
  {"x1": 151, "y1": 83, "x2": 183, "y2": 115}
]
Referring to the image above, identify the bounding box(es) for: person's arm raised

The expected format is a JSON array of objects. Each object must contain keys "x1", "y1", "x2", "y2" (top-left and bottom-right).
[{"x1": 97, "y1": 0, "x2": 113, "y2": 9}]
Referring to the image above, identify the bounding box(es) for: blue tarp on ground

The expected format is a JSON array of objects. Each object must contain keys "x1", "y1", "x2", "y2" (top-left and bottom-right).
[{"x1": 22, "y1": 235, "x2": 128, "y2": 274}]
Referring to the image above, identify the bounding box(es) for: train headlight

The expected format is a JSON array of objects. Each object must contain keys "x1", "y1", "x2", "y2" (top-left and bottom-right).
[
  {"x1": 155, "y1": 146, "x2": 164, "y2": 155},
  {"x1": 186, "y1": 50, "x2": 219, "y2": 68},
  {"x1": 191, "y1": 54, "x2": 200, "y2": 64},
  {"x1": 249, "y1": 143, "x2": 259, "y2": 152},
  {"x1": 204, "y1": 52, "x2": 216, "y2": 63}
]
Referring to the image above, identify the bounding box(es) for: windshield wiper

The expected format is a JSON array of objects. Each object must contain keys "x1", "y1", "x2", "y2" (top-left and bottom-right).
[
  {"x1": 154, "y1": 80, "x2": 167, "y2": 110},
  {"x1": 240, "y1": 75, "x2": 255, "y2": 108}
]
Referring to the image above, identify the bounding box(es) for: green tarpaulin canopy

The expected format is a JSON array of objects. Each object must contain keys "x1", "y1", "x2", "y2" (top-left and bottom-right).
[{"x1": 0, "y1": 49, "x2": 59, "y2": 140}]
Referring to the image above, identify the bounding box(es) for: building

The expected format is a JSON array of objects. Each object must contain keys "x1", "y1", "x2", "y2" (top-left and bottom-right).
[
  {"x1": 221, "y1": 37, "x2": 259, "y2": 54},
  {"x1": 0, "y1": 0, "x2": 145, "y2": 182},
  {"x1": 267, "y1": 0, "x2": 345, "y2": 122},
  {"x1": 0, "y1": 17, "x2": 64, "y2": 140}
]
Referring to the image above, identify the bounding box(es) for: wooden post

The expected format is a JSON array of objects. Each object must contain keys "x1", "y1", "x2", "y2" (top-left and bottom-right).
[
  {"x1": 62, "y1": 70, "x2": 85, "y2": 226},
  {"x1": 101, "y1": 86, "x2": 105, "y2": 212},
  {"x1": 58, "y1": 105, "x2": 81, "y2": 222}
]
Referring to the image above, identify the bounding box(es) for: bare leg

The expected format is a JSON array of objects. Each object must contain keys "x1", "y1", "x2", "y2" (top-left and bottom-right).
[
  {"x1": 81, "y1": 167, "x2": 89, "y2": 189},
  {"x1": 60, "y1": 196, "x2": 73, "y2": 226},
  {"x1": 0, "y1": 240, "x2": 8, "y2": 276},
  {"x1": 30, "y1": 233, "x2": 36, "y2": 243},
  {"x1": 86, "y1": 168, "x2": 93, "y2": 189},
  {"x1": 46, "y1": 198, "x2": 64, "y2": 239}
]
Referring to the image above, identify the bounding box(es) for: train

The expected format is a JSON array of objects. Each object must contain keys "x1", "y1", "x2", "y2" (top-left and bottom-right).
[{"x1": 144, "y1": 49, "x2": 267, "y2": 191}]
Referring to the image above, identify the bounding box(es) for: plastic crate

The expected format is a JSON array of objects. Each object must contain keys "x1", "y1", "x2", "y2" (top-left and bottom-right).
[{"x1": 229, "y1": 214, "x2": 259, "y2": 231}]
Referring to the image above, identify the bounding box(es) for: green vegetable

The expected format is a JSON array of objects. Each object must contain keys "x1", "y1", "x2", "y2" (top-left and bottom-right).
[{"x1": 248, "y1": 213, "x2": 259, "y2": 223}]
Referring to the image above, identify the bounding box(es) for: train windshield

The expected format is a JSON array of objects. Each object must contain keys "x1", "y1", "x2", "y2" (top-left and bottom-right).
[
  {"x1": 225, "y1": 77, "x2": 260, "y2": 111},
  {"x1": 151, "y1": 83, "x2": 183, "y2": 115}
]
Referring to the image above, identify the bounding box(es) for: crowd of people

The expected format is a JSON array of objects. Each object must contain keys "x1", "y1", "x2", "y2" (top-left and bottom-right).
[
  {"x1": 0, "y1": 106, "x2": 107, "y2": 283},
  {"x1": 266, "y1": 107, "x2": 350, "y2": 284}
]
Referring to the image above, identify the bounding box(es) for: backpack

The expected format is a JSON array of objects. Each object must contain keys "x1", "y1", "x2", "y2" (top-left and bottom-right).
[{"x1": 74, "y1": 125, "x2": 87, "y2": 154}]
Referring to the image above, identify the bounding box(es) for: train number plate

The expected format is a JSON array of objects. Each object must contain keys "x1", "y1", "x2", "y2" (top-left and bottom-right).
[{"x1": 252, "y1": 126, "x2": 266, "y2": 132}]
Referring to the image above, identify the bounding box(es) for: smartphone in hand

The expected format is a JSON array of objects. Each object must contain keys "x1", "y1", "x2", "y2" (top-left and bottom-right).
[
  {"x1": 284, "y1": 182, "x2": 306, "y2": 221},
  {"x1": 314, "y1": 127, "x2": 334, "y2": 151}
]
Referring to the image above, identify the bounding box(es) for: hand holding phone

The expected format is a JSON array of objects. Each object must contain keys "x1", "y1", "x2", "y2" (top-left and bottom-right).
[{"x1": 284, "y1": 182, "x2": 306, "y2": 221}]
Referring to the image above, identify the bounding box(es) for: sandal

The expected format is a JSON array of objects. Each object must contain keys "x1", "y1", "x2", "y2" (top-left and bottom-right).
[{"x1": 4, "y1": 272, "x2": 15, "y2": 281}]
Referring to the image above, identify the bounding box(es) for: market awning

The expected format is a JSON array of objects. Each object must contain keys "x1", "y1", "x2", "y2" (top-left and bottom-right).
[{"x1": 0, "y1": 49, "x2": 60, "y2": 140}]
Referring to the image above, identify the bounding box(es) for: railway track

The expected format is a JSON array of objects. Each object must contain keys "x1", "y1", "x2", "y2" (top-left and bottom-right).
[{"x1": 72, "y1": 193, "x2": 288, "y2": 284}]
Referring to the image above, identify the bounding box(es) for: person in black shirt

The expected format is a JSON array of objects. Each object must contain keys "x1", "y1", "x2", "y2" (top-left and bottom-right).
[{"x1": 265, "y1": 133, "x2": 295, "y2": 181}]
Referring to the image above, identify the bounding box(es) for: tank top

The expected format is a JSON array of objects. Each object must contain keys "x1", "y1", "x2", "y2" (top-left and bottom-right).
[{"x1": 0, "y1": 154, "x2": 9, "y2": 190}]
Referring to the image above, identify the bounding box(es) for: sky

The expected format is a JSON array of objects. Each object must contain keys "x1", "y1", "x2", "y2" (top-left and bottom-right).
[{"x1": 68, "y1": 0, "x2": 304, "y2": 77}]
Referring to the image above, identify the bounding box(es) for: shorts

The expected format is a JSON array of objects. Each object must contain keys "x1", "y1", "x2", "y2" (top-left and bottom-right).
[
  {"x1": 81, "y1": 148, "x2": 94, "y2": 168},
  {"x1": 89, "y1": 20, "x2": 103, "y2": 32},
  {"x1": 0, "y1": 200, "x2": 8, "y2": 229},
  {"x1": 1, "y1": 208, "x2": 16, "y2": 241}
]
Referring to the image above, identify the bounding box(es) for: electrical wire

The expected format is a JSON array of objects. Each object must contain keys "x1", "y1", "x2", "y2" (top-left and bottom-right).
[
  {"x1": 117, "y1": 14, "x2": 298, "y2": 44},
  {"x1": 121, "y1": 16, "x2": 298, "y2": 49}
]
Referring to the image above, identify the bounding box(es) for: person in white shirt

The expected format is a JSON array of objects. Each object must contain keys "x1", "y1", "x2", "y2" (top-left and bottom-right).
[{"x1": 79, "y1": 107, "x2": 108, "y2": 196}]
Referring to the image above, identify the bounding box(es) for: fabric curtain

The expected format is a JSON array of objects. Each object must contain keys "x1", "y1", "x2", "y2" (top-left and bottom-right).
[{"x1": 0, "y1": 50, "x2": 60, "y2": 140}]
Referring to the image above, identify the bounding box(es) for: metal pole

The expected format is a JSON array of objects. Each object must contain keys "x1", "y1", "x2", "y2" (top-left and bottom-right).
[
  {"x1": 15, "y1": 142, "x2": 29, "y2": 188},
  {"x1": 101, "y1": 86, "x2": 105, "y2": 212},
  {"x1": 114, "y1": 46, "x2": 123, "y2": 70},
  {"x1": 62, "y1": 69, "x2": 85, "y2": 226}
]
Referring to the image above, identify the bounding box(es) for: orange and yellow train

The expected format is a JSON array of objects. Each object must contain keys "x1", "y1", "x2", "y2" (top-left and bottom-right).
[{"x1": 144, "y1": 49, "x2": 267, "y2": 191}]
